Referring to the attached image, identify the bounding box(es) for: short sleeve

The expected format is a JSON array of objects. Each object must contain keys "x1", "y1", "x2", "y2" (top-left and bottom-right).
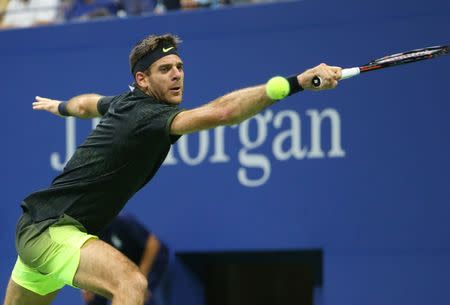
[
  {"x1": 134, "y1": 103, "x2": 183, "y2": 144},
  {"x1": 166, "y1": 109, "x2": 184, "y2": 144},
  {"x1": 97, "y1": 96, "x2": 115, "y2": 116}
]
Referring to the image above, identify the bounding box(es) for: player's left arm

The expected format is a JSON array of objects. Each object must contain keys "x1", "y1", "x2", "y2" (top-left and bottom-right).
[
  {"x1": 32, "y1": 94, "x2": 104, "y2": 118},
  {"x1": 138, "y1": 234, "x2": 161, "y2": 276}
]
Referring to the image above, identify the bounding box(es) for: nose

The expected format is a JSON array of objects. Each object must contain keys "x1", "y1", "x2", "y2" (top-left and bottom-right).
[{"x1": 171, "y1": 66, "x2": 182, "y2": 80}]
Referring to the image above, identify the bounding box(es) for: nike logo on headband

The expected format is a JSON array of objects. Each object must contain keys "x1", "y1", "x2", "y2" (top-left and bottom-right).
[{"x1": 163, "y1": 46, "x2": 175, "y2": 53}]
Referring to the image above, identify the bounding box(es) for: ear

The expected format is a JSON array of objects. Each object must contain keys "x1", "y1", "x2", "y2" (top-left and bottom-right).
[{"x1": 135, "y1": 71, "x2": 149, "y2": 89}]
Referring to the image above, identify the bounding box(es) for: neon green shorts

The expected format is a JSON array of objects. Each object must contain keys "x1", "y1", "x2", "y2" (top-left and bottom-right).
[{"x1": 11, "y1": 213, "x2": 98, "y2": 296}]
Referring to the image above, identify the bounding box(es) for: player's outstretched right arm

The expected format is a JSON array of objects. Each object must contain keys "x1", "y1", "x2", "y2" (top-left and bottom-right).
[
  {"x1": 32, "y1": 94, "x2": 103, "y2": 118},
  {"x1": 170, "y1": 63, "x2": 341, "y2": 135}
]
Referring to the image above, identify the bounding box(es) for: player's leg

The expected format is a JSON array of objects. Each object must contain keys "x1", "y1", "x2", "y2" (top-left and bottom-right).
[
  {"x1": 3, "y1": 278, "x2": 59, "y2": 305},
  {"x1": 73, "y1": 239, "x2": 148, "y2": 305},
  {"x1": 3, "y1": 213, "x2": 64, "y2": 305},
  {"x1": 9, "y1": 212, "x2": 146, "y2": 305}
]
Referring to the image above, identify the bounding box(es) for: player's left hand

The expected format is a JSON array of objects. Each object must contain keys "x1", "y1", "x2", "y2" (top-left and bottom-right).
[{"x1": 32, "y1": 96, "x2": 63, "y2": 117}]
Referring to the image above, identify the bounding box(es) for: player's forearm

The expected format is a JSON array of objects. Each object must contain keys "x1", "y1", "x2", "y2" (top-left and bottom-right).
[
  {"x1": 138, "y1": 235, "x2": 161, "y2": 276},
  {"x1": 65, "y1": 94, "x2": 102, "y2": 118},
  {"x1": 209, "y1": 85, "x2": 276, "y2": 126}
]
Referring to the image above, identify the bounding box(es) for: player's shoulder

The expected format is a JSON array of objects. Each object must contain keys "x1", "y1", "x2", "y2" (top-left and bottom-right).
[
  {"x1": 136, "y1": 96, "x2": 179, "y2": 114},
  {"x1": 99, "y1": 91, "x2": 130, "y2": 108}
]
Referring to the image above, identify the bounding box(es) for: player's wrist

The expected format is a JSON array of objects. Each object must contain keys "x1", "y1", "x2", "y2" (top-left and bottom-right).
[
  {"x1": 58, "y1": 102, "x2": 70, "y2": 116},
  {"x1": 265, "y1": 75, "x2": 304, "y2": 101},
  {"x1": 286, "y1": 75, "x2": 304, "y2": 95}
]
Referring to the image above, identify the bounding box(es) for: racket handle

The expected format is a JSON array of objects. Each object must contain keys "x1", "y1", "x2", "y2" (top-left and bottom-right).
[
  {"x1": 341, "y1": 67, "x2": 360, "y2": 79},
  {"x1": 312, "y1": 67, "x2": 361, "y2": 87}
]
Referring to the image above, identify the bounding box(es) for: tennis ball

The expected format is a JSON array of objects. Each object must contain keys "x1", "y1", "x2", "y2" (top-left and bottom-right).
[{"x1": 266, "y1": 76, "x2": 290, "y2": 100}]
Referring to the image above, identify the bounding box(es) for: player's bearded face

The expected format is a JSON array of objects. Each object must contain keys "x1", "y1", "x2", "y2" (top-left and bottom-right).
[{"x1": 147, "y1": 55, "x2": 184, "y2": 104}]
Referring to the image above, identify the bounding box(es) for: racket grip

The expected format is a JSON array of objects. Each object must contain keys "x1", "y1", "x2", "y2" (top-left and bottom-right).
[
  {"x1": 341, "y1": 67, "x2": 360, "y2": 79},
  {"x1": 312, "y1": 67, "x2": 361, "y2": 87}
]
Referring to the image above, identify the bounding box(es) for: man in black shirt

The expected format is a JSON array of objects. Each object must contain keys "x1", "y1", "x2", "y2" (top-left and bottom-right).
[{"x1": 3, "y1": 34, "x2": 341, "y2": 305}]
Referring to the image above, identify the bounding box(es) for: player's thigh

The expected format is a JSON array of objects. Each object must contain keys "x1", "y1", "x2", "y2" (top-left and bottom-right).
[
  {"x1": 73, "y1": 238, "x2": 145, "y2": 299},
  {"x1": 3, "y1": 279, "x2": 59, "y2": 305}
]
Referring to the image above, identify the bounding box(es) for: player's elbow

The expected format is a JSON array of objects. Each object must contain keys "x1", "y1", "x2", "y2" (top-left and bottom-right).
[
  {"x1": 74, "y1": 94, "x2": 102, "y2": 118},
  {"x1": 77, "y1": 96, "x2": 98, "y2": 118},
  {"x1": 215, "y1": 107, "x2": 234, "y2": 125},
  {"x1": 76, "y1": 104, "x2": 89, "y2": 118},
  {"x1": 215, "y1": 104, "x2": 241, "y2": 126}
]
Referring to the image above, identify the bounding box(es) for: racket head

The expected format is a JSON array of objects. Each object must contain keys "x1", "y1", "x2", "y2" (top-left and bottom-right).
[
  {"x1": 360, "y1": 45, "x2": 449, "y2": 72},
  {"x1": 311, "y1": 45, "x2": 449, "y2": 87}
]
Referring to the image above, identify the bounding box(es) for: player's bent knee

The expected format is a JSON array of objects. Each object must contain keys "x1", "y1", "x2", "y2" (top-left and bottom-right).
[
  {"x1": 118, "y1": 271, "x2": 147, "y2": 298},
  {"x1": 133, "y1": 272, "x2": 148, "y2": 294}
]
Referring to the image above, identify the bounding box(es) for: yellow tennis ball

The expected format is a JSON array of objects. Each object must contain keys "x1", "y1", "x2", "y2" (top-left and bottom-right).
[{"x1": 266, "y1": 76, "x2": 290, "y2": 100}]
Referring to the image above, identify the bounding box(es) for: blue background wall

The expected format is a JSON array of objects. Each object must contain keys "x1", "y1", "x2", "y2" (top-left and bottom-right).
[{"x1": 1, "y1": 0, "x2": 450, "y2": 304}]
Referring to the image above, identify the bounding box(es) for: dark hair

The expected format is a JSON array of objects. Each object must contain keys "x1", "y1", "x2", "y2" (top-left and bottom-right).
[{"x1": 129, "y1": 34, "x2": 182, "y2": 74}]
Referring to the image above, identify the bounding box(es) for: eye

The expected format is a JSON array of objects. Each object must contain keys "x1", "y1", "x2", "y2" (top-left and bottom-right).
[
  {"x1": 160, "y1": 66, "x2": 170, "y2": 73},
  {"x1": 177, "y1": 63, "x2": 184, "y2": 71}
]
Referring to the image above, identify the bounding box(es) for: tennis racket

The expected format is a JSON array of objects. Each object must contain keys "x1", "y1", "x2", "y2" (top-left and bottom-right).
[{"x1": 312, "y1": 45, "x2": 449, "y2": 87}]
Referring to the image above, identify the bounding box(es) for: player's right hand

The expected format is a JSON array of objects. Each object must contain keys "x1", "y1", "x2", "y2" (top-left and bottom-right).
[
  {"x1": 32, "y1": 96, "x2": 63, "y2": 117},
  {"x1": 298, "y1": 63, "x2": 342, "y2": 90}
]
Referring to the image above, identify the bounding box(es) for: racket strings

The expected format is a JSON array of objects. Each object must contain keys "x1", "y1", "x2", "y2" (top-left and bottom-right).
[{"x1": 370, "y1": 46, "x2": 448, "y2": 65}]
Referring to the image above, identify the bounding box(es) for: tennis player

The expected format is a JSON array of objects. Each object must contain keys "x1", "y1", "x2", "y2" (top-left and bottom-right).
[{"x1": 3, "y1": 34, "x2": 341, "y2": 305}]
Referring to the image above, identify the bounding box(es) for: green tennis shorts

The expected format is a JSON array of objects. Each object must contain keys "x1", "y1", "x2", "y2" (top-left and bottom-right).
[{"x1": 11, "y1": 212, "x2": 98, "y2": 295}]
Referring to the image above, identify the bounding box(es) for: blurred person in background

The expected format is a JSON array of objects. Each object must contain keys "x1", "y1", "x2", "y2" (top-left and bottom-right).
[
  {"x1": 65, "y1": 0, "x2": 120, "y2": 21},
  {"x1": 81, "y1": 214, "x2": 169, "y2": 305},
  {"x1": 153, "y1": 0, "x2": 179, "y2": 13},
  {"x1": 65, "y1": 0, "x2": 164, "y2": 21},
  {"x1": 0, "y1": 0, "x2": 65, "y2": 29},
  {"x1": 180, "y1": 0, "x2": 221, "y2": 10},
  {"x1": 119, "y1": 0, "x2": 155, "y2": 16},
  {"x1": 179, "y1": 0, "x2": 279, "y2": 10},
  {"x1": 0, "y1": 0, "x2": 9, "y2": 23}
]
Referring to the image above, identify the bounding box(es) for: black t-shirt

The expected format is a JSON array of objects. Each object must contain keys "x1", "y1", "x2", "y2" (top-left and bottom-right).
[{"x1": 22, "y1": 88, "x2": 183, "y2": 234}]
